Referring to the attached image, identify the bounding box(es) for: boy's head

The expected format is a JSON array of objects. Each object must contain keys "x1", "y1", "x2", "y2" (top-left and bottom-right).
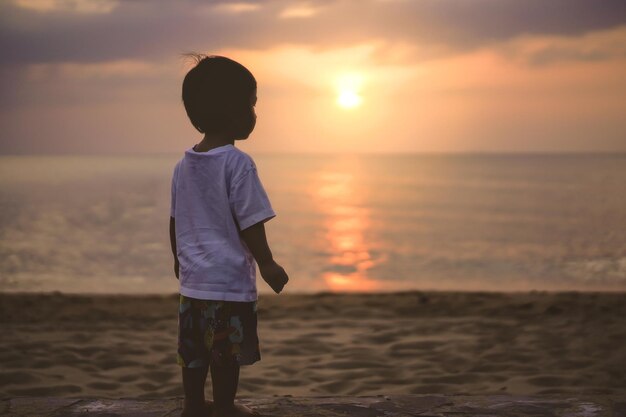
[{"x1": 182, "y1": 55, "x2": 257, "y2": 140}]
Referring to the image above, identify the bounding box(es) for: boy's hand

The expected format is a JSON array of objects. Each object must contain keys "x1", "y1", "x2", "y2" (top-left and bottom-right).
[
  {"x1": 239, "y1": 222, "x2": 288, "y2": 294},
  {"x1": 259, "y1": 261, "x2": 289, "y2": 294}
]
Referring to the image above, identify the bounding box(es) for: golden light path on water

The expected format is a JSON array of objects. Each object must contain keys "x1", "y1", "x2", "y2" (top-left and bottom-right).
[{"x1": 311, "y1": 160, "x2": 386, "y2": 292}]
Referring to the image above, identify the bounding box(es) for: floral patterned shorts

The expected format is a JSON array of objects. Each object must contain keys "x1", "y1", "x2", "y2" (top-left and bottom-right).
[{"x1": 177, "y1": 294, "x2": 261, "y2": 368}]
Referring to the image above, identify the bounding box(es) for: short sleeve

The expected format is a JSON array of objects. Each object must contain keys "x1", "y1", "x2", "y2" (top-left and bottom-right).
[
  {"x1": 229, "y1": 167, "x2": 276, "y2": 231},
  {"x1": 170, "y1": 163, "x2": 179, "y2": 218}
]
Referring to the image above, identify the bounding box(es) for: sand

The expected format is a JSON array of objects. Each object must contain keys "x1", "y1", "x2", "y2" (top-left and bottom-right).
[{"x1": 0, "y1": 291, "x2": 624, "y2": 399}]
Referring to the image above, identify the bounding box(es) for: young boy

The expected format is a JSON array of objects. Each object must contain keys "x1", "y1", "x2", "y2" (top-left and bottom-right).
[{"x1": 169, "y1": 55, "x2": 289, "y2": 417}]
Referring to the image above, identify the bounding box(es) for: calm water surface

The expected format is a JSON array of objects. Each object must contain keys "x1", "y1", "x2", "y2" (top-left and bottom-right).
[{"x1": 0, "y1": 153, "x2": 624, "y2": 294}]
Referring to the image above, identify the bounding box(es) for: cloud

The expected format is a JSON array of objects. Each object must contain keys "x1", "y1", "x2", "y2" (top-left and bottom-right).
[
  {"x1": 212, "y1": 2, "x2": 262, "y2": 14},
  {"x1": 279, "y1": 3, "x2": 320, "y2": 19},
  {"x1": 13, "y1": 0, "x2": 118, "y2": 14},
  {"x1": 25, "y1": 59, "x2": 167, "y2": 80},
  {"x1": 497, "y1": 26, "x2": 626, "y2": 66},
  {"x1": 0, "y1": 0, "x2": 625, "y2": 66}
]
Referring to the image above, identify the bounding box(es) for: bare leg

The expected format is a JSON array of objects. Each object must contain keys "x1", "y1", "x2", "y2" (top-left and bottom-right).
[
  {"x1": 182, "y1": 366, "x2": 213, "y2": 417},
  {"x1": 211, "y1": 362, "x2": 257, "y2": 416}
]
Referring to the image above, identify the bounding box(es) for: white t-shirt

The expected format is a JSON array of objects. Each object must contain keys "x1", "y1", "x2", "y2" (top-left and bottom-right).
[{"x1": 170, "y1": 144, "x2": 275, "y2": 301}]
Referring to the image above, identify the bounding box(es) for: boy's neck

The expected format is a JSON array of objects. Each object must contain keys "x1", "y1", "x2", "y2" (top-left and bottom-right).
[{"x1": 193, "y1": 134, "x2": 235, "y2": 152}]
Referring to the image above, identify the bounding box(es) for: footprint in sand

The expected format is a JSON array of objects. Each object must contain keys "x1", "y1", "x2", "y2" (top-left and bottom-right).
[
  {"x1": 87, "y1": 381, "x2": 121, "y2": 390},
  {"x1": 526, "y1": 375, "x2": 569, "y2": 387},
  {"x1": 116, "y1": 374, "x2": 140, "y2": 383},
  {"x1": 149, "y1": 343, "x2": 171, "y2": 352},
  {"x1": 142, "y1": 370, "x2": 174, "y2": 383},
  {"x1": 136, "y1": 382, "x2": 160, "y2": 391}
]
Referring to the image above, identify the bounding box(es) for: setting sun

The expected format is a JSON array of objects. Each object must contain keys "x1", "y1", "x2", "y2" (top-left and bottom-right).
[
  {"x1": 335, "y1": 73, "x2": 364, "y2": 109},
  {"x1": 337, "y1": 90, "x2": 362, "y2": 108}
]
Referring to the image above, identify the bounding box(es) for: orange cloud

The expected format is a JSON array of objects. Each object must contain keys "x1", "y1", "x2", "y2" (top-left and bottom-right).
[{"x1": 14, "y1": 0, "x2": 117, "y2": 14}]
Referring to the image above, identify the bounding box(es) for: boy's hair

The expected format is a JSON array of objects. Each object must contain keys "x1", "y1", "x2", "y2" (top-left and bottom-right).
[{"x1": 182, "y1": 54, "x2": 257, "y2": 135}]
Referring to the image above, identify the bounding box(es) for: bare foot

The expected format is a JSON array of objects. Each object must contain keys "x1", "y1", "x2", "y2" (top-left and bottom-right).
[
  {"x1": 212, "y1": 403, "x2": 259, "y2": 417},
  {"x1": 181, "y1": 400, "x2": 214, "y2": 417},
  {"x1": 204, "y1": 400, "x2": 214, "y2": 416}
]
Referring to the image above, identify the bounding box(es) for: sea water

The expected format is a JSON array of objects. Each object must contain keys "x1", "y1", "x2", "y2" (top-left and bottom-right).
[{"x1": 1, "y1": 153, "x2": 624, "y2": 294}]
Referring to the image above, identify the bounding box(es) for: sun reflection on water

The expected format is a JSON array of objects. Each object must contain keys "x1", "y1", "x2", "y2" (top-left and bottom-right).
[{"x1": 312, "y1": 164, "x2": 385, "y2": 292}]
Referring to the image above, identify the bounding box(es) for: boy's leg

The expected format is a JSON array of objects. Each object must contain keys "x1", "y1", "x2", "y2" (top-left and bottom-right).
[
  {"x1": 210, "y1": 300, "x2": 260, "y2": 416},
  {"x1": 211, "y1": 361, "x2": 257, "y2": 416},
  {"x1": 210, "y1": 361, "x2": 238, "y2": 410},
  {"x1": 182, "y1": 365, "x2": 210, "y2": 415}
]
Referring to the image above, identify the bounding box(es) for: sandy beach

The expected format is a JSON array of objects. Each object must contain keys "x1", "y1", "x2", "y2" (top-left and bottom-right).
[{"x1": 0, "y1": 291, "x2": 624, "y2": 399}]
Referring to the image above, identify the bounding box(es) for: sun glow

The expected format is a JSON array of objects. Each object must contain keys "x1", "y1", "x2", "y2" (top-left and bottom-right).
[
  {"x1": 335, "y1": 73, "x2": 364, "y2": 109},
  {"x1": 337, "y1": 90, "x2": 362, "y2": 108}
]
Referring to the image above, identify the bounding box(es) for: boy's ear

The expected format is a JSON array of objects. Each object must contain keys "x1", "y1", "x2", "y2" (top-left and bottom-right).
[{"x1": 231, "y1": 107, "x2": 255, "y2": 140}]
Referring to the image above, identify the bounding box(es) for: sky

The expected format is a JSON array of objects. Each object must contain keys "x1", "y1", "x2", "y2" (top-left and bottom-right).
[{"x1": 0, "y1": 0, "x2": 625, "y2": 154}]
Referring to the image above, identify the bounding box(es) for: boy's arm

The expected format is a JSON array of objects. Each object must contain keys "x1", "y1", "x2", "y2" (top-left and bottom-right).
[
  {"x1": 169, "y1": 216, "x2": 179, "y2": 279},
  {"x1": 240, "y1": 222, "x2": 288, "y2": 294}
]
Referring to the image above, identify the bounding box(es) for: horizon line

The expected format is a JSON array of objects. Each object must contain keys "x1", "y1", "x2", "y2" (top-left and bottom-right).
[{"x1": 1, "y1": 150, "x2": 626, "y2": 157}]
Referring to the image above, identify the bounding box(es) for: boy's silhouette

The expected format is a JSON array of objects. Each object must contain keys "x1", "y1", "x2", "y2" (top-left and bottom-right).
[{"x1": 170, "y1": 55, "x2": 289, "y2": 417}]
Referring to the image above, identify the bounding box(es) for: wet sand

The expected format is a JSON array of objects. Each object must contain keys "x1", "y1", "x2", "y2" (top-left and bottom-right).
[{"x1": 0, "y1": 291, "x2": 624, "y2": 399}]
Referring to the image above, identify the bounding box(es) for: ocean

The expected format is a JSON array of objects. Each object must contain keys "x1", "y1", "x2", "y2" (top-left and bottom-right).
[{"x1": 1, "y1": 153, "x2": 624, "y2": 294}]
